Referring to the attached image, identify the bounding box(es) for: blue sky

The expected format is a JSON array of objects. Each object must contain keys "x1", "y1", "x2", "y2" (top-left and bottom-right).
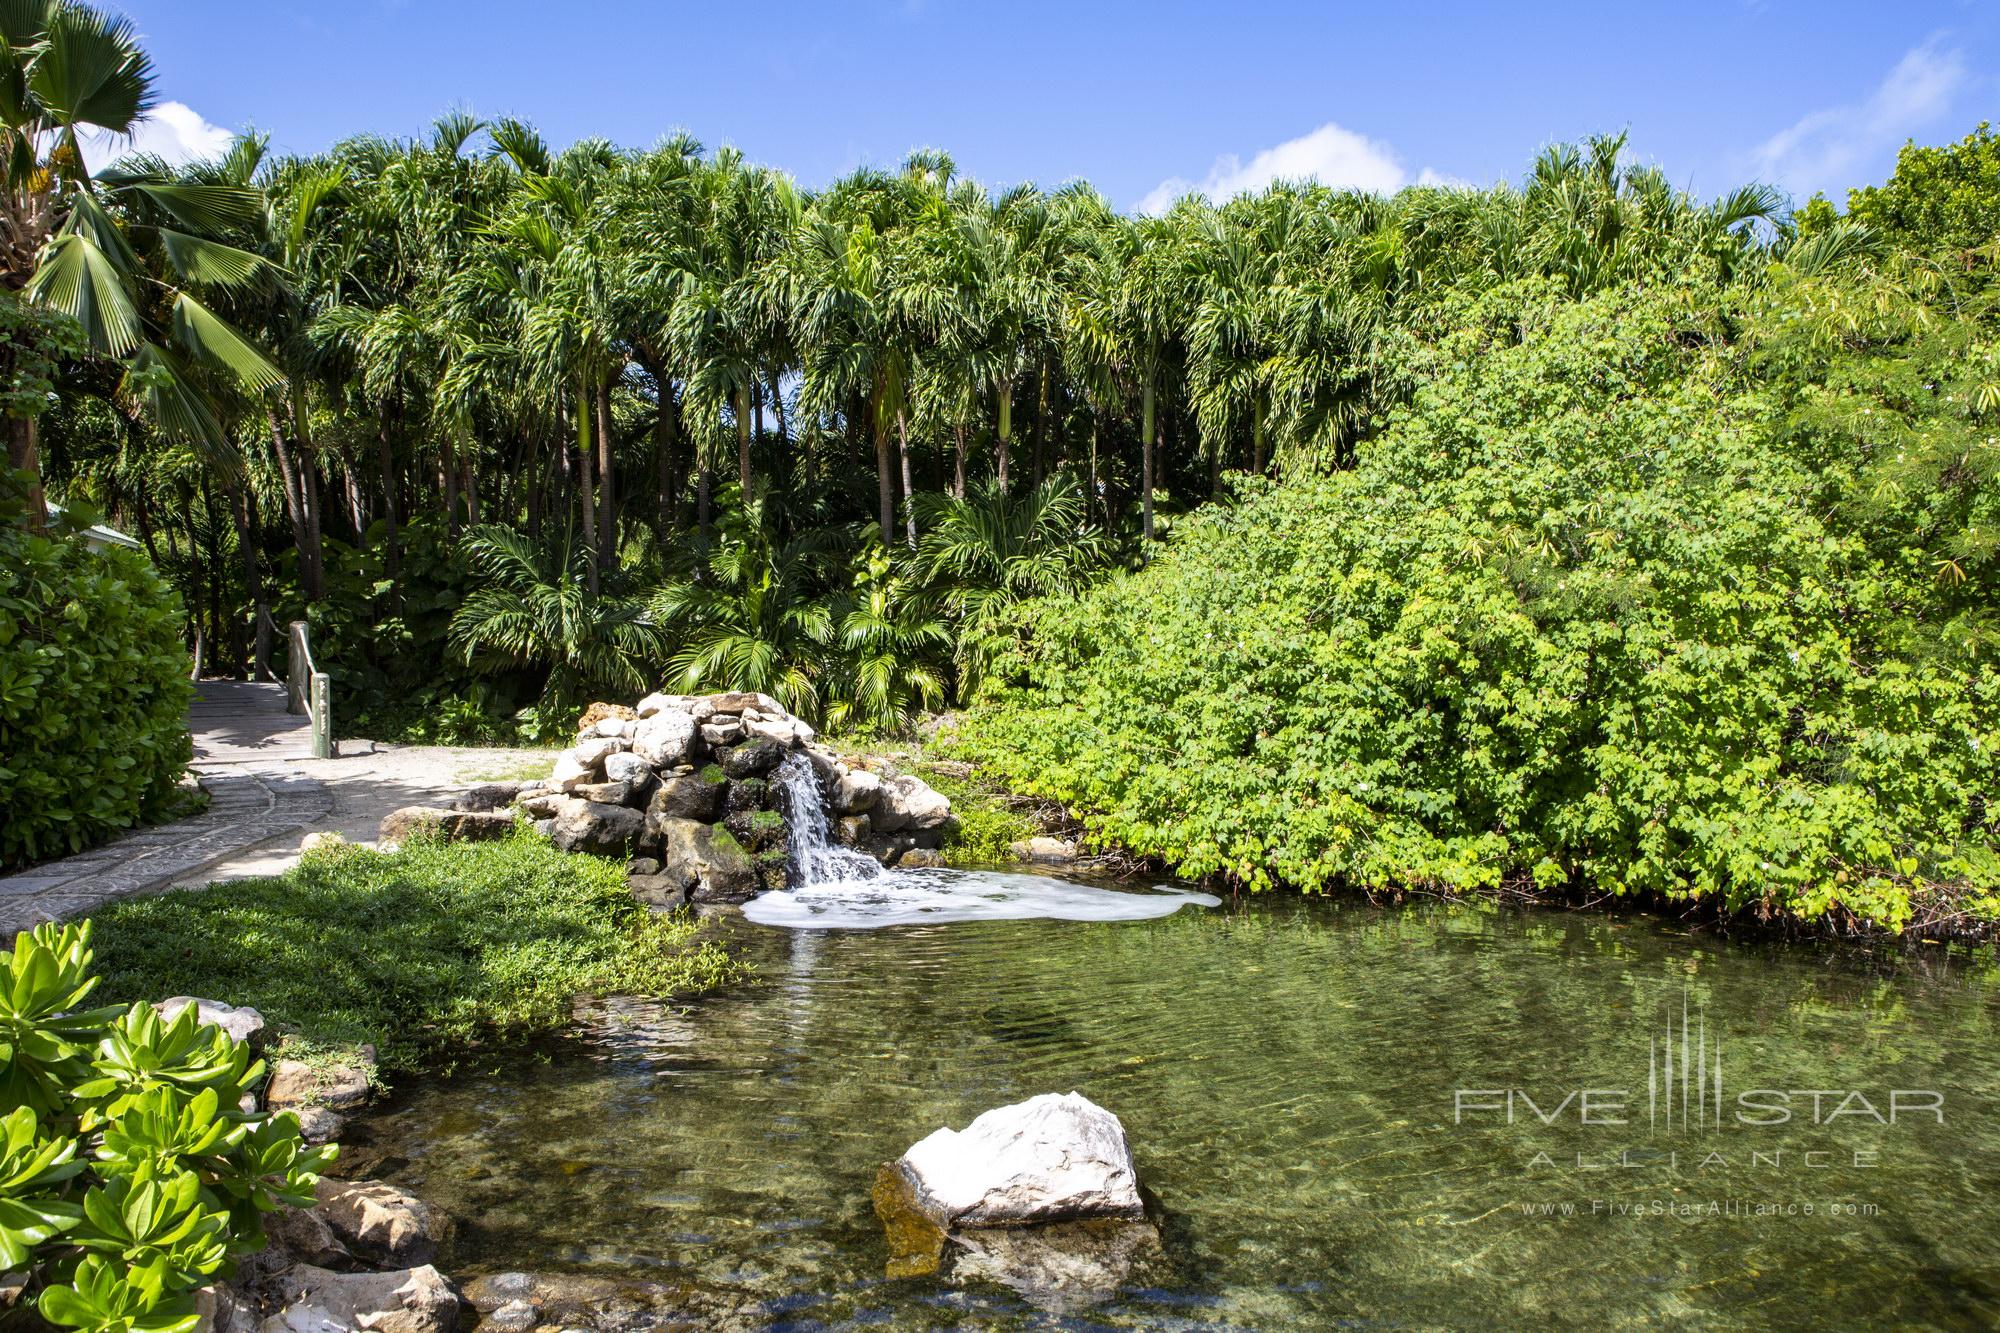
[{"x1": 110, "y1": 1, "x2": 1997, "y2": 211}]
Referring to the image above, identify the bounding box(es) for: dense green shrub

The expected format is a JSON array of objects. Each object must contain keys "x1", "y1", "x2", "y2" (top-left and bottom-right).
[
  {"x1": 958, "y1": 277, "x2": 2000, "y2": 933},
  {"x1": 0, "y1": 921, "x2": 332, "y2": 1333},
  {"x1": 87, "y1": 832, "x2": 742, "y2": 1069},
  {"x1": 0, "y1": 477, "x2": 192, "y2": 869}
]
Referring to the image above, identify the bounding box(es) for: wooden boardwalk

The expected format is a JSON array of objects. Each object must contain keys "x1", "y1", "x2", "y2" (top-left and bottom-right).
[
  {"x1": 190, "y1": 680, "x2": 322, "y2": 764},
  {"x1": 0, "y1": 680, "x2": 334, "y2": 932}
]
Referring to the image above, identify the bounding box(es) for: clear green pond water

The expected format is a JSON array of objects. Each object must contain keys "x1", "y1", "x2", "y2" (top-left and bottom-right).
[{"x1": 355, "y1": 881, "x2": 2000, "y2": 1330}]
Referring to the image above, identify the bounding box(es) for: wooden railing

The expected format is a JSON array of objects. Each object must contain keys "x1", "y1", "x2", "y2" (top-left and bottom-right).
[{"x1": 286, "y1": 621, "x2": 334, "y2": 759}]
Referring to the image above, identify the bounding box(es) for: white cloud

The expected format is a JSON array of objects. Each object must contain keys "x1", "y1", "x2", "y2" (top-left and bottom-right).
[
  {"x1": 1750, "y1": 38, "x2": 1968, "y2": 198},
  {"x1": 1138, "y1": 121, "x2": 1430, "y2": 214},
  {"x1": 79, "y1": 101, "x2": 233, "y2": 174}
]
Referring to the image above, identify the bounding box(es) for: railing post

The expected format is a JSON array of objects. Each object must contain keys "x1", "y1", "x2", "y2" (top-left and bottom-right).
[
  {"x1": 286, "y1": 621, "x2": 310, "y2": 715},
  {"x1": 311, "y1": 672, "x2": 333, "y2": 760}
]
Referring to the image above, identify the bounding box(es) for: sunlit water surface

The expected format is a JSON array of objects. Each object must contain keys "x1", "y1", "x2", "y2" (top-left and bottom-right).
[{"x1": 354, "y1": 878, "x2": 2000, "y2": 1330}]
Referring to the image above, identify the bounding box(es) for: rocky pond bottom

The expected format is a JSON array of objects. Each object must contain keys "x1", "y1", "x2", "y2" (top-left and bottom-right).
[{"x1": 349, "y1": 892, "x2": 2000, "y2": 1329}]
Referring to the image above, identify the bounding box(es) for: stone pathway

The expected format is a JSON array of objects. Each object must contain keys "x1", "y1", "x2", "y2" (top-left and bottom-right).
[
  {"x1": 0, "y1": 680, "x2": 554, "y2": 935},
  {"x1": 0, "y1": 683, "x2": 336, "y2": 934}
]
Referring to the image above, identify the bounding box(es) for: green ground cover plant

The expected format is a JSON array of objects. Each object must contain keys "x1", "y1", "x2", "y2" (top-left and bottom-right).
[
  {"x1": 86, "y1": 834, "x2": 741, "y2": 1070},
  {"x1": 0, "y1": 921, "x2": 332, "y2": 1333}
]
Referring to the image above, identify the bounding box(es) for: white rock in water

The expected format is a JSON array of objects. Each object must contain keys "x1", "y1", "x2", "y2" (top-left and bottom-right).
[
  {"x1": 632, "y1": 710, "x2": 698, "y2": 768},
  {"x1": 897, "y1": 1092, "x2": 1143, "y2": 1227}
]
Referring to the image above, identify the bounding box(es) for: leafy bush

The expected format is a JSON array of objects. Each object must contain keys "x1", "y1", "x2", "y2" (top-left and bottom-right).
[
  {"x1": 0, "y1": 921, "x2": 333, "y2": 1333},
  {"x1": 958, "y1": 278, "x2": 2000, "y2": 933},
  {"x1": 0, "y1": 474, "x2": 192, "y2": 869},
  {"x1": 86, "y1": 832, "x2": 742, "y2": 1069}
]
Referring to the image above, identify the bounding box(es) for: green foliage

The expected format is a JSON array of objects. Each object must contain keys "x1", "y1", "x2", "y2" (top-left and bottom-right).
[
  {"x1": 449, "y1": 523, "x2": 666, "y2": 717},
  {"x1": 0, "y1": 290, "x2": 87, "y2": 422},
  {"x1": 918, "y1": 763, "x2": 1039, "y2": 865},
  {"x1": 1848, "y1": 122, "x2": 2000, "y2": 262},
  {"x1": 0, "y1": 921, "x2": 334, "y2": 1333},
  {"x1": 86, "y1": 832, "x2": 741, "y2": 1070},
  {"x1": 960, "y1": 277, "x2": 2000, "y2": 933},
  {"x1": 650, "y1": 491, "x2": 839, "y2": 719},
  {"x1": 0, "y1": 471, "x2": 192, "y2": 869}
]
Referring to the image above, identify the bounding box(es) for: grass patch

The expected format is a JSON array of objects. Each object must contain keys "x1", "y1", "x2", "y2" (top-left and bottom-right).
[{"x1": 86, "y1": 831, "x2": 741, "y2": 1071}]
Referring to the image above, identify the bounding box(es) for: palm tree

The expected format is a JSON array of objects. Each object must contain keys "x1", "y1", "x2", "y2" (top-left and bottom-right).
[
  {"x1": 828, "y1": 540, "x2": 950, "y2": 733},
  {"x1": 913, "y1": 473, "x2": 1105, "y2": 681},
  {"x1": 449, "y1": 523, "x2": 665, "y2": 717},
  {"x1": 2, "y1": 1, "x2": 282, "y2": 524},
  {"x1": 649, "y1": 491, "x2": 839, "y2": 718}
]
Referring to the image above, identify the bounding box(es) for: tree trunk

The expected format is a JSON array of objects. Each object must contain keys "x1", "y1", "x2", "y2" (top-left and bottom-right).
[
  {"x1": 872, "y1": 396, "x2": 894, "y2": 537},
  {"x1": 954, "y1": 419, "x2": 967, "y2": 498},
  {"x1": 654, "y1": 373, "x2": 679, "y2": 538},
  {"x1": 1140, "y1": 370, "x2": 1157, "y2": 543},
  {"x1": 1088, "y1": 416, "x2": 1100, "y2": 523},
  {"x1": 374, "y1": 419, "x2": 401, "y2": 580},
  {"x1": 442, "y1": 436, "x2": 459, "y2": 541},
  {"x1": 1252, "y1": 393, "x2": 1266, "y2": 475},
  {"x1": 577, "y1": 379, "x2": 600, "y2": 595},
  {"x1": 766, "y1": 369, "x2": 789, "y2": 447},
  {"x1": 596, "y1": 376, "x2": 615, "y2": 569},
  {"x1": 1033, "y1": 358, "x2": 1050, "y2": 488},
  {"x1": 227, "y1": 482, "x2": 274, "y2": 681},
  {"x1": 5, "y1": 413, "x2": 45, "y2": 528},
  {"x1": 265, "y1": 406, "x2": 317, "y2": 600},
  {"x1": 896, "y1": 407, "x2": 917, "y2": 548},
  {"x1": 695, "y1": 461, "x2": 713, "y2": 576},
  {"x1": 736, "y1": 382, "x2": 753, "y2": 495},
  {"x1": 291, "y1": 390, "x2": 325, "y2": 597},
  {"x1": 995, "y1": 379, "x2": 1012, "y2": 493}
]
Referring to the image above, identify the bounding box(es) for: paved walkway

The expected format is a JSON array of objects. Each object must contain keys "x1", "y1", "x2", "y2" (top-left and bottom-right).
[{"x1": 0, "y1": 682, "x2": 551, "y2": 935}]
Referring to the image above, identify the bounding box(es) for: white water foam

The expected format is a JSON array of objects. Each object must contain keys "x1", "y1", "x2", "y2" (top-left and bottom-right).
[
  {"x1": 751, "y1": 754, "x2": 1222, "y2": 930},
  {"x1": 743, "y1": 866, "x2": 1223, "y2": 930}
]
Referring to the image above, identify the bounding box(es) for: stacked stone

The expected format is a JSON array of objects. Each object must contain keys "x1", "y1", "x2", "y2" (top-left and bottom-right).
[{"x1": 409, "y1": 691, "x2": 954, "y2": 906}]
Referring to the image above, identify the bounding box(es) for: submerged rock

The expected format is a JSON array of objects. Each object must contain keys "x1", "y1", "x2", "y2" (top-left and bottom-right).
[
  {"x1": 313, "y1": 1178, "x2": 441, "y2": 1268},
  {"x1": 895, "y1": 1092, "x2": 1143, "y2": 1227},
  {"x1": 948, "y1": 1217, "x2": 1160, "y2": 1314},
  {"x1": 872, "y1": 1156, "x2": 1156, "y2": 1315},
  {"x1": 254, "y1": 1263, "x2": 459, "y2": 1333}
]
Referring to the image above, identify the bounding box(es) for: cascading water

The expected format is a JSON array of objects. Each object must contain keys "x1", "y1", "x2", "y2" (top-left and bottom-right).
[
  {"x1": 748, "y1": 752, "x2": 1223, "y2": 930},
  {"x1": 772, "y1": 753, "x2": 884, "y2": 887}
]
